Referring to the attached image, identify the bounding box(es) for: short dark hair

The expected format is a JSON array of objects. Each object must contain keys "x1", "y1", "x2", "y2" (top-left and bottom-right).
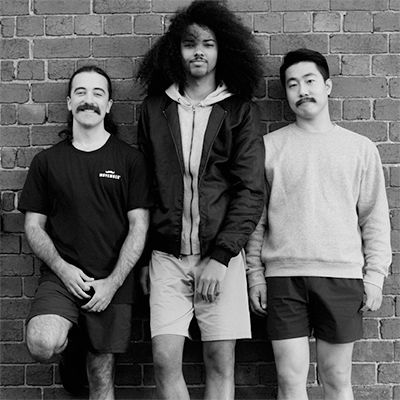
[
  {"x1": 60, "y1": 65, "x2": 117, "y2": 139},
  {"x1": 279, "y1": 48, "x2": 330, "y2": 87},
  {"x1": 137, "y1": 0, "x2": 263, "y2": 99}
]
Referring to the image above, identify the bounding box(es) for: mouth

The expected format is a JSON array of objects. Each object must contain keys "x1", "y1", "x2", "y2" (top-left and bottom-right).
[{"x1": 296, "y1": 98, "x2": 316, "y2": 107}]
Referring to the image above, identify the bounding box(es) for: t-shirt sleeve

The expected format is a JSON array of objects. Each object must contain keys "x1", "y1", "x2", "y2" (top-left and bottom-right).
[
  {"x1": 18, "y1": 153, "x2": 51, "y2": 215},
  {"x1": 127, "y1": 149, "x2": 154, "y2": 211}
]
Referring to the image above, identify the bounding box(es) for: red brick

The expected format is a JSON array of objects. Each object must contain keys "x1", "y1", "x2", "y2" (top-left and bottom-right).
[
  {"x1": 226, "y1": 0, "x2": 270, "y2": 11},
  {"x1": 283, "y1": 12, "x2": 311, "y2": 32},
  {"x1": 392, "y1": 0, "x2": 400, "y2": 10},
  {"x1": 313, "y1": 12, "x2": 341, "y2": 32},
  {"x1": 381, "y1": 319, "x2": 400, "y2": 339},
  {"x1": 353, "y1": 385, "x2": 393, "y2": 399},
  {"x1": 351, "y1": 363, "x2": 376, "y2": 384},
  {"x1": 378, "y1": 363, "x2": 400, "y2": 383},
  {"x1": 2, "y1": 213, "x2": 25, "y2": 233},
  {"x1": 390, "y1": 33, "x2": 400, "y2": 52},
  {"x1": 271, "y1": 0, "x2": 328, "y2": 11},
  {"x1": 17, "y1": 60, "x2": 45, "y2": 80},
  {"x1": 383, "y1": 272, "x2": 400, "y2": 294},
  {"x1": 391, "y1": 229, "x2": 400, "y2": 250},
  {"x1": 374, "y1": 11, "x2": 400, "y2": 31},
  {"x1": 105, "y1": 59, "x2": 135, "y2": 79},
  {"x1": 33, "y1": 38, "x2": 90, "y2": 58},
  {"x1": 0, "y1": 234, "x2": 20, "y2": 253},
  {"x1": 0, "y1": 277, "x2": 22, "y2": 297},
  {"x1": 390, "y1": 122, "x2": 400, "y2": 141},
  {"x1": 0, "y1": 299, "x2": 31, "y2": 319},
  {"x1": 23, "y1": 276, "x2": 39, "y2": 297},
  {"x1": 344, "y1": 11, "x2": 373, "y2": 32},
  {"x1": 34, "y1": 0, "x2": 90, "y2": 14},
  {"x1": 1, "y1": 148, "x2": 17, "y2": 169},
  {"x1": 93, "y1": 37, "x2": 149, "y2": 57},
  {"x1": 150, "y1": 0, "x2": 192, "y2": 13},
  {"x1": 117, "y1": 125, "x2": 137, "y2": 145},
  {"x1": 31, "y1": 125, "x2": 64, "y2": 146},
  {"x1": 94, "y1": 0, "x2": 150, "y2": 13},
  {"x1": 104, "y1": 15, "x2": 132, "y2": 35},
  {"x1": 47, "y1": 60, "x2": 76, "y2": 80},
  {"x1": 0, "y1": 127, "x2": 30, "y2": 147},
  {"x1": 17, "y1": 104, "x2": 46, "y2": 125},
  {"x1": 362, "y1": 296, "x2": 395, "y2": 318},
  {"x1": 391, "y1": 210, "x2": 400, "y2": 229},
  {"x1": 110, "y1": 103, "x2": 134, "y2": 124},
  {"x1": 353, "y1": 341, "x2": 394, "y2": 362},
  {"x1": 0, "y1": 320, "x2": 23, "y2": 341},
  {"x1": 341, "y1": 55, "x2": 370, "y2": 75},
  {"x1": 26, "y1": 364, "x2": 54, "y2": 386},
  {"x1": 1, "y1": 193, "x2": 16, "y2": 212},
  {"x1": 331, "y1": 34, "x2": 387, "y2": 54},
  {"x1": 0, "y1": 84, "x2": 29, "y2": 103},
  {"x1": 16, "y1": 16, "x2": 44, "y2": 37},
  {"x1": 0, "y1": 388, "x2": 42, "y2": 399},
  {"x1": 235, "y1": 365, "x2": 259, "y2": 385},
  {"x1": 391, "y1": 167, "x2": 400, "y2": 186},
  {"x1": 0, "y1": 366, "x2": 24, "y2": 385},
  {"x1": 363, "y1": 318, "x2": 380, "y2": 339},
  {"x1": 48, "y1": 103, "x2": 69, "y2": 123},
  {"x1": 134, "y1": 15, "x2": 163, "y2": 35},
  {"x1": 331, "y1": 0, "x2": 388, "y2": 11},
  {"x1": 254, "y1": 13, "x2": 282, "y2": 33},
  {"x1": 45, "y1": 16, "x2": 73, "y2": 36},
  {"x1": 76, "y1": 59, "x2": 105, "y2": 70},
  {"x1": 31, "y1": 82, "x2": 68, "y2": 102},
  {"x1": 1, "y1": 61, "x2": 15, "y2": 81},
  {"x1": 375, "y1": 99, "x2": 400, "y2": 120},
  {"x1": 390, "y1": 78, "x2": 400, "y2": 97},
  {"x1": 17, "y1": 147, "x2": 45, "y2": 168},
  {"x1": 331, "y1": 77, "x2": 386, "y2": 98},
  {"x1": 373, "y1": 55, "x2": 400, "y2": 76},
  {"x1": 0, "y1": 18, "x2": 15, "y2": 38},
  {"x1": 0, "y1": 171, "x2": 27, "y2": 190},
  {"x1": 74, "y1": 15, "x2": 102, "y2": 35},
  {"x1": 258, "y1": 100, "x2": 283, "y2": 121},
  {"x1": 270, "y1": 34, "x2": 328, "y2": 54},
  {"x1": 343, "y1": 100, "x2": 371, "y2": 120},
  {"x1": 0, "y1": 0, "x2": 29, "y2": 16},
  {"x1": 0, "y1": 39, "x2": 29, "y2": 59},
  {"x1": 113, "y1": 80, "x2": 144, "y2": 101}
]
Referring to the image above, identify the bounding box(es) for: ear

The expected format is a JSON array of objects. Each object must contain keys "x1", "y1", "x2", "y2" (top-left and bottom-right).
[
  {"x1": 67, "y1": 96, "x2": 72, "y2": 111},
  {"x1": 106, "y1": 99, "x2": 113, "y2": 114},
  {"x1": 325, "y1": 78, "x2": 332, "y2": 96}
]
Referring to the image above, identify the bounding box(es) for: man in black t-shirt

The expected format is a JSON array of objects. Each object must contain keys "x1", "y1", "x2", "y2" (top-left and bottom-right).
[{"x1": 18, "y1": 66, "x2": 152, "y2": 400}]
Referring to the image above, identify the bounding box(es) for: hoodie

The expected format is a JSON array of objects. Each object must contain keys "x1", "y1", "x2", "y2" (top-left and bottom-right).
[{"x1": 165, "y1": 83, "x2": 232, "y2": 255}]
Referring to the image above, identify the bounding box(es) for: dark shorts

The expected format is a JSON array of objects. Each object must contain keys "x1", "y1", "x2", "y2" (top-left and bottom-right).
[
  {"x1": 266, "y1": 277, "x2": 364, "y2": 343},
  {"x1": 27, "y1": 281, "x2": 132, "y2": 353}
]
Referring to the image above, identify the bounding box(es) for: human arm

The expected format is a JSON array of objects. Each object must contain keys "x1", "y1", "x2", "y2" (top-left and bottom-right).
[
  {"x1": 82, "y1": 208, "x2": 150, "y2": 312},
  {"x1": 357, "y1": 144, "x2": 392, "y2": 298},
  {"x1": 24, "y1": 211, "x2": 93, "y2": 300}
]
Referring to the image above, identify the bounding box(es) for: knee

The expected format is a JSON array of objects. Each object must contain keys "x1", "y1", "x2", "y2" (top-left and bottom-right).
[
  {"x1": 318, "y1": 363, "x2": 352, "y2": 389},
  {"x1": 203, "y1": 349, "x2": 234, "y2": 379},
  {"x1": 276, "y1": 364, "x2": 308, "y2": 390},
  {"x1": 26, "y1": 329, "x2": 65, "y2": 362},
  {"x1": 152, "y1": 347, "x2": 181, "y2": 378}
]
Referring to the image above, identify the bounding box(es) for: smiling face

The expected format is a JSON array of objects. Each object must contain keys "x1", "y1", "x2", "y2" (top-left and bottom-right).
[
  {"x1": 285, "y1": 61, "x2": 332, "y2": 120},
  {"x1": 180, "y1": 23, "x2": 218, "y2": 82},
  {"x1": 67, "y1": 71, "x2": 113, "y2": 130}
]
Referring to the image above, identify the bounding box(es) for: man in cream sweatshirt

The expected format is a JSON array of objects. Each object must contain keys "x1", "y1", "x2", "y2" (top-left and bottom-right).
[{"x1": 246, "y1": 48, "x2": 392, "y2": 400}]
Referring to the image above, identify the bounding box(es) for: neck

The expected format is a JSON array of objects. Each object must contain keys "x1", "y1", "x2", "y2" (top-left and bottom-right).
[
  {"x1": 295, "y1": 109, "x2": 334, "y2": 133},
  {"x1": 184, "y1": 75, "x2": 217, "y2": 103},
  {"x1": 72, "y1": 124, "x2": 110, "y2": 151}
]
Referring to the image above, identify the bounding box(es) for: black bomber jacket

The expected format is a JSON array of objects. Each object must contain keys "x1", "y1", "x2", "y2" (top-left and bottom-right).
[{"x1": 138, "y1": 93, "x2": 265, "y2": 266}]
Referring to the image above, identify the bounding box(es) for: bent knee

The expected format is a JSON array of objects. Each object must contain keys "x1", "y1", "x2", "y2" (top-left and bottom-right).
[{"x1": 26, "y1": 328, "x2": 67, "y2": 361}]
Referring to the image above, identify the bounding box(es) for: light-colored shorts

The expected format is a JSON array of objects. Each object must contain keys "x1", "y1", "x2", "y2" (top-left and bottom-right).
[{"x1": 149, "y1": 250, "x2": 251, "y2": 341}]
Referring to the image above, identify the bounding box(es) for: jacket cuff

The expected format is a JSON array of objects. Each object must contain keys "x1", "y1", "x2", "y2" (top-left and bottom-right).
[
  {"x1": 363, "y1": 270, "x2": 386, "y2": 290},
  {"x1": 210, "y1": 247, "x2": 233, "y2": 267},
  {"x1": 247, "y1": 271, "x2": 267, "y2": 288}
]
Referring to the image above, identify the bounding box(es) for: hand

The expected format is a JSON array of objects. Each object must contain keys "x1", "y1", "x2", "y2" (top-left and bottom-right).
[
  {"x1": 81, "y1": 278, "x2": 119, "y2": 313},
  {"x1": 361, "y1": 282, "x2": 383, "y2": 312},
  {"x1": 249, "y1": 284, "x2": 267, "y2": 317},
  {"x1": 140, "y1": 266, "x2": 150, "y2": 295},
  {"x1": 58, "y1": 263, "x2": 94, "y2": 300},
  {"x1": 197, "y1": 258, "x2": 226, "y2": 303}
]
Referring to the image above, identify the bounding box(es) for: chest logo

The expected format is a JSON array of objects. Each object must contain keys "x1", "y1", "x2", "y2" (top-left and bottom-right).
[{"x1": 99, "y1": 170, "x2": 121, "y2": 180}]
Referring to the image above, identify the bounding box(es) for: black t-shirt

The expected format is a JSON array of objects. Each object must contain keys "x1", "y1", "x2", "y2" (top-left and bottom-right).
[{"x1": 18, "y1": 135, "x2": 153, "y2": 303}]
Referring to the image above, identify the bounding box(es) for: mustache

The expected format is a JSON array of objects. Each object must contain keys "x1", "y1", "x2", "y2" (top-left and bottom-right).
[
  {"x1": 77, "y1": 103, "x2": 101, "y2": 114},
  {"x1": 191, "y1": 56, "x2": 207, "y2": 62},
  {"x1": 296, "y1": 97, "x2": 316, "y2": 107}
]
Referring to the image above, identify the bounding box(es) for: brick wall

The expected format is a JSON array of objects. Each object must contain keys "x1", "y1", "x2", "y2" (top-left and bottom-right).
[{"x1": 0, "y1": 0, "x2": 399, "y2": 399}]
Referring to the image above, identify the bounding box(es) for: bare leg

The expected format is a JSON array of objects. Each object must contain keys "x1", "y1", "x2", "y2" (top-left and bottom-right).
[
  {"x1": 152, "y1": 334, "x2": 189, "y2": 400},
  {"x1": 316, "y1": 339, "x2": 354, "y2": 400},
  {"x1": 26, "y1": 314, "x2": 72, "y2": 362},
  {"x1": 203, "y1": 340, "x2": 235, "y2": 400},
  {"x1": 272, "y1": 337, "x2": 309, "y2": 400},
  {"x1": 87, "y1": 352, "x2": 115, "y2": 400}
]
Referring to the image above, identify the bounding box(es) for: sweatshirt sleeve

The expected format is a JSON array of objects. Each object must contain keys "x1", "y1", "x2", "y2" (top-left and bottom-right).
[
  {"x1": 358, "y1": 144, "x2": 392, "y2": 289},
  {"x1": 245, "y1": 205, "x2": 267, "y2": 288}
]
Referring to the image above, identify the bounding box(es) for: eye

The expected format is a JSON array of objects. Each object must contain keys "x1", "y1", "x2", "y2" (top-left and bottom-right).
[
  {"x1": 75, "y1": 90, "x2": 85, "y2": 96},
  {"x1": 307, "y1": 79, "x2": 315, "y2": 84}
]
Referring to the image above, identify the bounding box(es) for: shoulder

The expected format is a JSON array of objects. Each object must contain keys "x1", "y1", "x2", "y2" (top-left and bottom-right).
[
  {"x1": 334, "y1": 125, "x2": 378, "y2": 151},
  {"x1": 31, "y1": 139, "x2": 70, "y2": 163},
  {"x1": 141, "y1": 93, "x2": 171, "y2": 110},
  {"x1": 264, "y1": 123, "x2": 293, "y2": 143}
]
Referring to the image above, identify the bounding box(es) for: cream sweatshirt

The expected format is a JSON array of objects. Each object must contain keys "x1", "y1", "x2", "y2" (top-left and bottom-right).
[
  {"x1": 165, "y1": 83, "x2": 232, "y2": 255},
  {"x1": 246, "y1": 123, "x2": 392, "y2": 289}
]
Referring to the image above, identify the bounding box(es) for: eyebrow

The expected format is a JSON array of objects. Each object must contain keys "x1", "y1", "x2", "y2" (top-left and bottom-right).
[{"x1": 286, "y1": 72, "x2": 318, "y2": 82}]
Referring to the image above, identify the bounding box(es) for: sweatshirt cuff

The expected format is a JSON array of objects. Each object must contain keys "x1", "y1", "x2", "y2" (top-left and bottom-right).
[
  {"x1": 247, "y1": 271, "x2": 267, "y2": 288},
  {"x1": 363, "y1": 270, "x2": 386, "y2": 290},
  {"x1": 210, "y1": 246, "x2": 233, "y2": 267}
]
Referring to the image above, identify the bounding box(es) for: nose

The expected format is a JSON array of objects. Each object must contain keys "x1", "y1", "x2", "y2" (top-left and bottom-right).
[
  {"x1": 194, "y1": 46, "x2": 204, "y2": 57},
  {"x1": 298, "y1": 82, "x2": 309, "y2": 97}
]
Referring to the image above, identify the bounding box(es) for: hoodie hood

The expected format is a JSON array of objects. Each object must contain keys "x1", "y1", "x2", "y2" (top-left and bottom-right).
[{"x1": 165, "y1": 82, "x2": 232, "y2": 108}]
